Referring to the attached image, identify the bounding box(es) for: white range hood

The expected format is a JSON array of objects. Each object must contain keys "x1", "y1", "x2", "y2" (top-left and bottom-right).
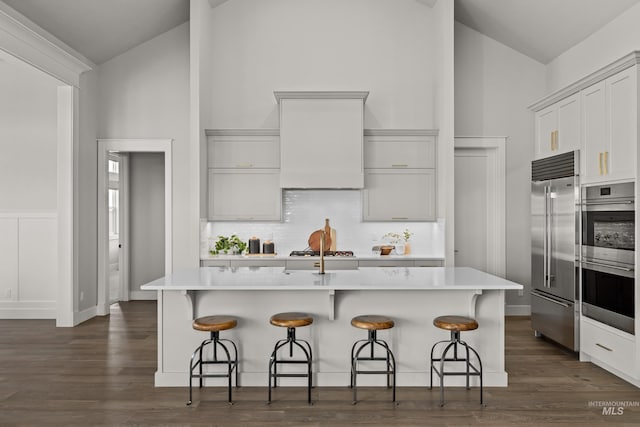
[{"x1": 275, "y1": 91, "x2": 369, "y2": 189}]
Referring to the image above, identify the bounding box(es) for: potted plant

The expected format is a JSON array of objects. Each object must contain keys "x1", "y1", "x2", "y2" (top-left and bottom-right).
[
  {"x1": 209, "y1": 234, "x2": 248, "y2": 255},
  {"x1": 382, "y1": 228, "x2": 413, "y2": 255}
]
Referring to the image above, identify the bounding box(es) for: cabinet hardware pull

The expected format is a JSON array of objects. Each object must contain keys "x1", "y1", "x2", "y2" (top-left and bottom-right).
[
  {"x1": 235, "y1": 163, "x2": 253, "y2": 168},
  {"x1": 604, "y1": 151, "x2": 608, "y2": 175},
  {"x1": 391, "y1": 217, "x2": 408, "y2": 220},
  {"x1": 391, "y1": 164, "x2": 408, "y2": 168},
  {"x1": 553, "y1": 130, "x2": 558, "y2": 150},
  {"x1": 596, "y1": 343, "x2": 613, "y2": 352},
  {"x1": 550, "y1": 131, "x2": 554, "y2": 150},
  {"x1": 598, "y1": 152, "x2": 603, "y2": 175},
  {"x1": 582, "y1": 260, "x2": 634, "y2": 272}
]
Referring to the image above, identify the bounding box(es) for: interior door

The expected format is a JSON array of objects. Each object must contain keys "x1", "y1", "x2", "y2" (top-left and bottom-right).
[{"x1": 454, "y1": 143, "x2": 504, "y2": 276}]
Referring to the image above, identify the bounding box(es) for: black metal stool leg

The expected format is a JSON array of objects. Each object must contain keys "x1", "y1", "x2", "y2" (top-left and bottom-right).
[{"x1": 267, "y1": 328, "x2": 313, "y2": 405}]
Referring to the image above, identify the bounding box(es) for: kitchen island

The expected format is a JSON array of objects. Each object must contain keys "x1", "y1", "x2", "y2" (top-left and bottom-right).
[{"x1": 142, "y1": 267, "x2": 522, "y2": 388}]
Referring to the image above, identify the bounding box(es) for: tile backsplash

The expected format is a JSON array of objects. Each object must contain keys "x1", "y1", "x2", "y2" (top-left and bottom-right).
[{"x1": 201, "y1": 190, "x2": 444, "y2": 257}]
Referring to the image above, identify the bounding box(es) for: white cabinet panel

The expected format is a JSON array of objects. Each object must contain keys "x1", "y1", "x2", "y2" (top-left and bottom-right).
[
  {"x1": 207, "y1": 132, "x2": 279, "y2": 168},
  {"x1": 581, "y1": 318, "x2": 635, "y2": 377},
  {"x1": 18, "y1": 218, "x2": 57, "y2": 302},
  {"x1": 582, "y1": 67, "x2": 637, "y2": 184},
  {"x1": 0, "y1": 219, "x2": 18, "y2": 300},
  {"x1": 208, "y1": 169, "x2": 281, "y2": 221},
  {"x1": 279, "y1": 96, "x2": 365, "y2": 188},
  {"x1": 582, "y1": 81, "x2": 607, "y2": 181},
  {"x1": 364, "y1": 135, "x2": 435, "y2": 168},
  {"x1": 363, "y1": 169, "x2": 436, "y2": 221},
  {"x1": 607, "y1": 67, "x2": 637, "y2": 182},
  {"x1": 535, "y1": 93, "x2": 580, "y2": 159}
]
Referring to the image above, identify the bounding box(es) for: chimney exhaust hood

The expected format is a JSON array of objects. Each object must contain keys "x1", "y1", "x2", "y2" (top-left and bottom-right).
[{"x1": 275, "y1": 91, "x2": 369, "y2": 189}]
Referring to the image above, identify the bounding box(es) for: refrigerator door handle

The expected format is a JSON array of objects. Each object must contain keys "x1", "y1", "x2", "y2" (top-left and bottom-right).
[
  {"x1": 543, "y1": 186, "x2": 549, "y2": 288},
  {"x1": 546, "y1": 185, "x2": 554, "y2": 288},
  {"x1": 531, "y1": 290, "x2": 572, "y2": 308}
]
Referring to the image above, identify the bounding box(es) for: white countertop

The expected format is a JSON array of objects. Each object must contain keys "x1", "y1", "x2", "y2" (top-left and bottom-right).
[
  {"x1": 141, "y1": 266, "x2": 522, "y2": 291},
  {"x1": 200, "y1": 253, "x2": 445, "y2": 261}
]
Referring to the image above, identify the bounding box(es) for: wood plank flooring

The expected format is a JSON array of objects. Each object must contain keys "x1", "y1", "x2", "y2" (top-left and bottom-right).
[{"x1": 1, "y1": 301, "x2": 639, "y2": 426}]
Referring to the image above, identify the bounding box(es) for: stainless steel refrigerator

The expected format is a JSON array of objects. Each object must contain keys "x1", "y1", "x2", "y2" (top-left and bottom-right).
[{"x1": 531, "y1": 150, "x2": 580, "y2": 351}]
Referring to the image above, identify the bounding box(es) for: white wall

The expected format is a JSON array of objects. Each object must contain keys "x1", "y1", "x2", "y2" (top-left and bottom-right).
[
  {"x1": 97, "y1": 22, "x2": 191, "y2": 272},
  {"x1": 129, "y1": 153, "x2": 165, "y2": 296},
  {"x1": 206, "y1": 0, "x2": 437, "y2": 129},
  {"x1": 454, "y1": 22, "x2": 547, "y2": 310},
  {"x1": 0, "y1": 60, "x2": 57, "y2": 210},
  {"x1": 546, "y1": 3, "x2": 640, "y2": 92}
]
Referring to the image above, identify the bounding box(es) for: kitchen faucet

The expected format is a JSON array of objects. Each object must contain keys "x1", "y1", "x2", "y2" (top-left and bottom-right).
[{"x1": 314, "y1": 231, "x2": 326, "y2": 274}]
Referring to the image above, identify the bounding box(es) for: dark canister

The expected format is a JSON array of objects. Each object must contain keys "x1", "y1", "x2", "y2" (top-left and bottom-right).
[
  {"x1": 248, "y1": 236, "x2": 260, "y2": 254},
  {"x1": 263, "y1": 240, "x2": 275, "y2": 254}
]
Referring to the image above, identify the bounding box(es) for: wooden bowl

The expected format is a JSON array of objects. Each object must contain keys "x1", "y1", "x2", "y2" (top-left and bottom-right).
[{"x1": 380, "y1": 245, "x2": 394, "y2": 255}]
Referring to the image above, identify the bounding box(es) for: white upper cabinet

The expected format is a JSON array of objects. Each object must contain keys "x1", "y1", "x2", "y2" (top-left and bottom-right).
[
  {"x1": 362, "y1": 130, "x2": 437, "y2": 221},
  {"x1": 206, "y1": 130, "x2": 282, "y2": 221},
  {"x1": 582, "y1": 66, "x2": 637, "y2": 184},
  {"x1": 535, "y1": 93, "x2": 581, "y2": 159},
  {"x1": 276, "y1": 91, "x2": 368, "y2": 189},
  {"x1": 207, "y1": 130, "x2": 279, "y2": 169},
  {"x1": 364, "y1": 132, "x2": 436, "y2": 168}
]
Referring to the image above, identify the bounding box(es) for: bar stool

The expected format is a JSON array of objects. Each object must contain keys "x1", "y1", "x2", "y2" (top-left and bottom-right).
[
  {"x1": 350, "y1": 315, "x2": 396, "y2": 404},
  {"x1": 429, "y1": 315, "x2": 483, "y2": 406},
  {"x1": 187, "y1": 315, "x2": 239, "y2": 406},
  {"x1": 267, "y1": 312, "x2": 314, "y2": 405}
]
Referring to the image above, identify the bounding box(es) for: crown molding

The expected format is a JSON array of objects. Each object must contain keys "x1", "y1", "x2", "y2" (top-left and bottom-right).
[
  {"x1": 528, "y1": 51, "x2": 640, "y2": 112},
  {"x1": 0, "y1": 2, "x2": 94, "y2": 87},
  {"x1": 274, "y1": 91, "x2": 369, "y2": 103}
]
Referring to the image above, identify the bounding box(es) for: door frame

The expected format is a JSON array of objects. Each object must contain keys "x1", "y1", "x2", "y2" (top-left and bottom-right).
[
  {"x1": 97, "y1": 139, "x2": 173, "y2": 315},
  {"x1": 454, "y1": 137, "x2": 506, "y2": 278}
]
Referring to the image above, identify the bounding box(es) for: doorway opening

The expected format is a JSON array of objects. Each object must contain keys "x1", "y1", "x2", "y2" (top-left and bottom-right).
[
  {"x1": 97, "y1": 139, "x2": 173, "y2": 315},
  {"x1": 454, "y1": 137, "x2": 506, "y2": 277}
]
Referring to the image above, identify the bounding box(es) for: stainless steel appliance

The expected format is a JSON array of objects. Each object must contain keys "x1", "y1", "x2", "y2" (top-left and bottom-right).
[
  {"x1": 531, "y1": 151, "x2": 580, "y2": 351},
  {"x1": 581, "y1": 182, "x2": 635, "y2": 334}
]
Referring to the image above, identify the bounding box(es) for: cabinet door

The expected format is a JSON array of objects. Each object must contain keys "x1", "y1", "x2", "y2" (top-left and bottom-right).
[
  {"x1": 363, "y1": 169, "x2": 436, "y2": 221},
  {"x1": 582, "y1": 81, "x2": 608, "y2": 183},
  {"x1": 607, "y1": 67, "x2": 637, "y2": 182},
  {"x1": 556, "y1": 93, "x2": 581, "y2": 154},
  {"x1": 207, "y1": 133, "x2": 279, "y2": 169},
  {"x1": 208, "y1": 169, "x2": 281, "y2": 221},
  {"x1": 535, "y1": 105, "x2": 557, "y2": 158},
  {"x1": 364, "y1": 135, "x2": 435, "y2": 168}
]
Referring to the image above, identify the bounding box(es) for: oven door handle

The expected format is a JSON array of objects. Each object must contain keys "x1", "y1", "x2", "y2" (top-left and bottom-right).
[
  {"x1": 582, "y1": 260, "x2": 634, "y2": 272},
  {"x1": 582, "y1": 200, "x2": 634, "y2": 205},
  {"x1": 531, "y1": 290, "x2": 572, "y2": 308}
]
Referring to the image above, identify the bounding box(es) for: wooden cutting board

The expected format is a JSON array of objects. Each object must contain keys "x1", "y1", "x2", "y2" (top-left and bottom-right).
[{"x1": 325, "y1": 218, "x2": 337, "y2": 251}]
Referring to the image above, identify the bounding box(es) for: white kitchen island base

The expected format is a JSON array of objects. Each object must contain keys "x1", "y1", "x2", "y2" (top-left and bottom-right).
[{"x1": 142, "y1": 267, "x2": 522, "y2": 388}]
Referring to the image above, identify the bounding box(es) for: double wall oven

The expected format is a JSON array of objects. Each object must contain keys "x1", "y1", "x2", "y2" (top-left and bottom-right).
[{"x1": 581, "y1": 182, "x2": 635, "y2": 335}]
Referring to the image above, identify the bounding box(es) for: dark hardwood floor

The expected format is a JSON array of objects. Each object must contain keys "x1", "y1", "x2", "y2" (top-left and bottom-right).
[{"x1": 1, "y1": 301, "x2": 639, "y2": 426}]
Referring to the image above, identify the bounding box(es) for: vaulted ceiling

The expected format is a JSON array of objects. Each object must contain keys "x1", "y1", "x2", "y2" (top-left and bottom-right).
[{"x1": 2, "y1": 0, "x2": 639, "y2": 65}]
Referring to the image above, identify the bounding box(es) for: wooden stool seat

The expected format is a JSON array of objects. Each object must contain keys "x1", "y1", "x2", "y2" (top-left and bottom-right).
[
  {"x1": 192, "y1": 315, "x2": 238, "y2": 332},
  {"x1": 270, "y1": 312, "x2": 313, "y2": 328},
  {"x1": 433, "y1": 315, "x2": 478, "y2": 332},
  {"x1": 351, "y1": 315, "x2": 395, "y2": 330}
]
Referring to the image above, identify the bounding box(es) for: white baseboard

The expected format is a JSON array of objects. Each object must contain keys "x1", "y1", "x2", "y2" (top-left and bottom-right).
[
  {"x1": 130, "y1": 290, "x2": 157, "y2": 301},
  {"x1": 0, "y1": 300, "x2": 56, "y2": 319},
  {"x1": 506, "y1": 304, "x2": 531, "y2": 316}
]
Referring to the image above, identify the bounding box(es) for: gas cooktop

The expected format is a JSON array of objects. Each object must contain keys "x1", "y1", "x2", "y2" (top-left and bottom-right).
[{"x1": 289, "y1": 250, "x2": 355, "y2": 257}]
